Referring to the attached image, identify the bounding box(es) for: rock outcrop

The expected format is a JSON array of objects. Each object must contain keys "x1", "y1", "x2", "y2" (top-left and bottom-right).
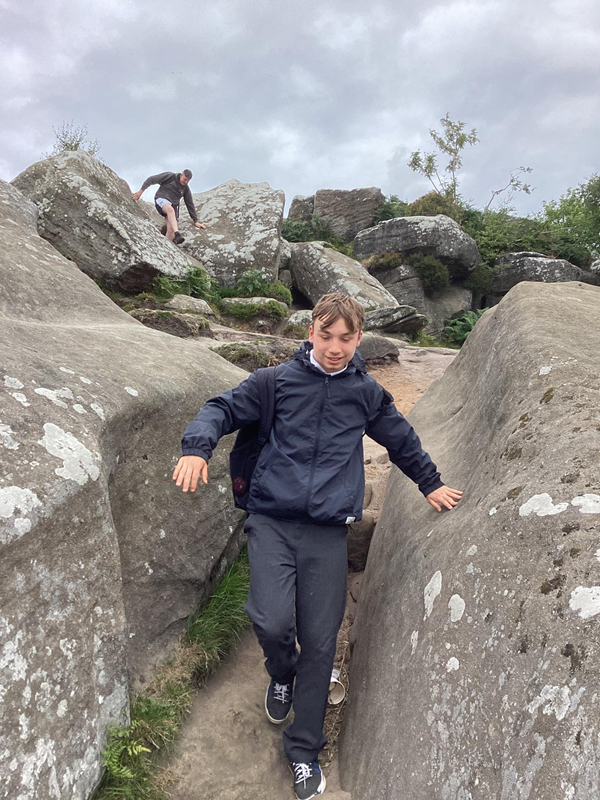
[
  {"x1": 288, "y1": 194, "x2": 315, "y2": 223},
  {"x1": 289, "y1": 242, "x2": 398, "y2": 309},
  {"x1": 493, "y1": 252, "x2": 599, "y2": 294},
  {"x1": 340, "y1": 281, "x2": 600, "y2": 799},
  {"x1": 11, "y1": 151, "x2": 199, "y2": 293},
  {"x1": 313, "y1": 188, "x2": 385, "y2": 242},
  {"x1": 354, "y1": 215, "x2": 480, "y2": 275},
  {"x1": 0, "y1": 180, "x2": 246, "y2": 800},
  {"x1": 363, "y1": 306, "x2": 426, "y2": 334},
  {"x1": 179, "y1": 179, "x2": 285, "y2": 285}
]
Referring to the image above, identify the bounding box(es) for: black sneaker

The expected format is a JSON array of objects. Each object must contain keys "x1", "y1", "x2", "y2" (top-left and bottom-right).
[
  {"x1": 264, "y1": 678, "x2": 293, "y2": 724},
  {"x1": 173, "y1": 231, "x2": 185, "y2": 245},
  {"x1": 290, "y1": 761, "x2": 326, "y2": 800}
]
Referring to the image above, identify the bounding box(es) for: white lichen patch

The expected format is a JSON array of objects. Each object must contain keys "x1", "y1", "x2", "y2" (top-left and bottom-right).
[
  {"x1": 519, "y1": 493, "x2": 569, "y2": 517},
  {"x1": 72, "y1": 404, "x2": 87, "y2": 414},
  {"x1": 159, "y1": 529, "x2": 166, "y2": 539},
  {"x1": 79, "y1": 376, "x2": 92, "y2": 384},
  {"x1": 571, "y1": 494, "x2": 600, "y2": 514},
  {"x1": 424, "y1": 571, "x2": 442, "y2": 619},
  {"x1": 489, "y1": 507, "x2": 497, "y2": 516},
  {"x1": 527, "y1": 684, "x2": 583, "y2": 721},
  {"x1": 38, "y1": 423, "x2": 100, "y2": 486},
  {"x1": 124, "y1": 386, "x2": 138, "y2": 396},
  {"x1": 11, "y1": 392, "x2": 30, "y2": 407},
  {"x1": 466, "y1": 545, "x2": 477, "y2": 557},
  {"x1": 411, "y1": 630, "x2": 419, "y2": 654},
  {"x1": 34, "y1": 387, "x2": 74, "y2": 409},
  {"x1": 0, "y1": 421, "x2": 19, "y2": 450},
  {"x1": 59, "y1": 367, "x2": 75, "y2": 375},
  {"x1": 446, "y1": 657, "x2": 460, "y2": 672},
  {"x1": 90, "y1": 403, "x2": 106, "y2": 420},
  {"x1": 569, "y1": 586, "x2": 600, "y2": 619},
  {"x1": 539, "y1": 366, "x2": 552, "y2": 375},
  {"x1": 448, "y1": 594, "x2": 466, "y2": 623},
  {"x1": 0, "y1": 486, "x2": 41, "y2": 544},
  {"x1": 4, "y1": 375, "x2": 24, "y2": 389}
]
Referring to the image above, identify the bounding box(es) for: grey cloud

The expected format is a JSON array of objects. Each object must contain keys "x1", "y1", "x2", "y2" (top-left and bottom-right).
[{"x1": 1, "y1": 0, "x2": 599, "y2": 216}]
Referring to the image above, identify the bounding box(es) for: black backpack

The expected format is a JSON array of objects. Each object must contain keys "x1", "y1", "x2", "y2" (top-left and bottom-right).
[{"x1": 229, "y1": 366, "x2": 277, "y2": 510}]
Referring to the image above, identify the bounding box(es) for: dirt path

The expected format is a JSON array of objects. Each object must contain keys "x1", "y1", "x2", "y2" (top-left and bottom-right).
[
  {"x1": 162, "y1": 630, "x2": 351, "y2": 800},
  {"x1": 160, "y1": 346, "x2": 457, "y2": 799}
]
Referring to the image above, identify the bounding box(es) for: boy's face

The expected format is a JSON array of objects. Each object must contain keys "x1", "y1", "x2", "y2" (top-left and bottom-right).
[{"x1": 309, "y1": 316, "x2": 362, "y2": 373}]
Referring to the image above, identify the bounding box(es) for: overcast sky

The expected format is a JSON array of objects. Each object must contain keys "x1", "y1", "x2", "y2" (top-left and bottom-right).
[{"x1": 1, "y1": 0, "x2": 599, "y2": 215}]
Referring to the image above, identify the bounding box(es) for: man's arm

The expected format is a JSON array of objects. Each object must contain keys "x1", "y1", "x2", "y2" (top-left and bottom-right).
[
  {"x1": 183, "y1": 185, "x2": 205, "y2": 228},
  {"x1": 132, "y1": 172, "x2": 173, "y2": 200}
]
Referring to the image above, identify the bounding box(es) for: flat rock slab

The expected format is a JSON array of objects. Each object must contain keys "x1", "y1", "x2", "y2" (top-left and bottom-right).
[
  {"x1": 165, "y1": 630, "x2": 351, "y2": 800},
  {"x1": 493, "y1": 251, "x2": 598, "y2": 294}
]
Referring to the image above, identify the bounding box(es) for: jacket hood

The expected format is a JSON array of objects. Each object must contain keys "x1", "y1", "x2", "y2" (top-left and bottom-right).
[{"x1": 294, "y1": 340, "x2": 367, "y2": 375}]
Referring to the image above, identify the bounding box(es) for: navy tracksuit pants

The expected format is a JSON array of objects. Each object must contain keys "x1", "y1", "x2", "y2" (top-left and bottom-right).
[{"x1": 244, "y1": 513, "x2": 348, "y2": 764}]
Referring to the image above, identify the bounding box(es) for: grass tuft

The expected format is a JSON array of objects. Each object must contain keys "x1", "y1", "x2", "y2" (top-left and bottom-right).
[{"x1": 92, "y1": 550, "x2": 250, "y2": 800}]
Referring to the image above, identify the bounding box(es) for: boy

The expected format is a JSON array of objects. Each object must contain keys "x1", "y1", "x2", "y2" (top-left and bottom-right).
[
  {"x1": 132, "y1": 168, "x2": 206, "y2": 243},
  {"x1": 173, "y1": 293, "x2": 462, "y2": 799}
]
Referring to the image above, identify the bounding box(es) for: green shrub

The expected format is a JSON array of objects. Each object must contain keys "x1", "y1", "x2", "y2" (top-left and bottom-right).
[
  {"x1": 282, "y1": 323, "x2": 309, "y2": 340},
  {"x1": 151, "y1": 266, "x2": 221, "y2": 307},
  {"x1": 362, "y1": 251, "x2": 405, "y2": 272},
  {"x1": 224, "y1": 300, "x2": 287, "y2": 322},
  {"x1": 444, "y1": 309, "x2": 488, "y2": 345},
  {"x1": 266, "y1": 281, "x2": 293, "y2": 306},
  {"x1": 281, "y1": 218, "x2": 314, "y2": 242},
  {"x1": 406, "y1": 191, "x2": 463, "y2": 222},
  {"x1": 406, "y1": 253, "x2": 450, "y2": 295},
  {"x1": 281, "y1": 214, "x2": 352, "y2": 255},
  {"x1": 463, "y1": 263, "x2": 494, "y2": 295},
  {"x1": 373, "y1": 195, "x2": 409, "y2": 223},
  {"x1": 235, "y1": 268, "x2": 269, "y2": 296}
]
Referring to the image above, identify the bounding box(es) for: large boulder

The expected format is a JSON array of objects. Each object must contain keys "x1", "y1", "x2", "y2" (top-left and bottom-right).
[
  {"x1": 289, "y1": 241, "x2": 398, "y2": 309},
  {"x1": 363, "y1": 306, "x2": 426, "y2": 334},
  {"x1": 340, "y1": 281, "x2": 600, "y2": 799},
  {"x1": 0, "y1": 180, "x2": 246, "y2": 799},
  {"x1": 179, "y1": 179, "x2": 285, "y2": 286},
  {"x1": 11, "y1": 150, "x2": 199, "y2": 293},
  {"x1": 365, "y1": 256, "x2": 473, "y2": 334},
  {"x1": 354, "y1": 215, "x2": 480, "y2": 275},
  {"x1": 493, "y1": 252, "x2": 599, "y2": 294},
  {"x1": 288, "y1": 194, "x2": 315, "y2": 223},
  {"x1": 313, "y1": 187, "x2": 385, "y2": 242}
]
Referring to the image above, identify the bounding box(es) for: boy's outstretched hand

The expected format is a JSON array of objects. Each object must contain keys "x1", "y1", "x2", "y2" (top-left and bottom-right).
[
  {"x1": 426, "y1": 486, "x2": 463, "y2": 512},
  {"x1": 173, "y1": 455, "x2": 208, "y2": 492}
]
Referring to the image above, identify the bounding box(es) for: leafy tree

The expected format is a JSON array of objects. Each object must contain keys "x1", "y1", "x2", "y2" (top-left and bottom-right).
[
  {"x1": 373, "y1": 195, "x2": 409, "y2": 223},
  {"x1": 485, "y1": 167, "x2": 533, "y2": 211},
  {"x1": 44, "y1": 120, "x2": 102, "y2": 159},
  {"x1": 408, "y1": 113, "x2": 479, "y2": 203}
]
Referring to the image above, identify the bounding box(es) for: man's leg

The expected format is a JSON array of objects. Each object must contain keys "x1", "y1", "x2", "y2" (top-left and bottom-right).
[
  {"x1": 283, "y1": 524, "x2": 347, "y2": 765},
  {"x1": 162, "y1": 203, "x2": 179, "y2": 241},
  {"x1": 244, "y1": 514, "x2": 299, "y2": 684}
]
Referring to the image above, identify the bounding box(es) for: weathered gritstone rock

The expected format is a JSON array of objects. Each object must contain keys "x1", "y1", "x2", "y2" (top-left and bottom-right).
[
  {"x1": 220, "y1": 296, "x2": 289, "y2": 314},
  {"x1": 288, "y1": 194, "x2": 315, "y2": 223},
  {"x1": 591, "y1": 258, "x2": 600, "y2": 276},
  {"x1": 356, "y1": 333, "x2": 400, "y2": 364},
  {"x1": 179, "y1": 178, "x2": 285, "y2": 285},
  {"x1": 164, "y1": 294, "x2": 216, "y2": 317},
  {"x1": 493, "y1": 252, "x2": 599, "y2": 294},
  {"x1": 128, "y1": 308, "x2": 215, "y2": 338},
  {"x1": 287, "y1": 309, "x2": 313, "y2": 328},
  {"x1": 340, "y1": 281, "x2": 600, "y2": 800},
  {"x1": 290, "y1": 241, "x2": 398, "y2": 309},
  {"x1": 11, "y1": 150, "x2": 199, "y2": 293},
  {"x1": 0, "y1": 180, "x2": 246, "y2": 800},
  {"x1": 313, "y1": 187, "x2": 385, "y2": 242},
  {"x1": 365, "y1": 258, "x2": 473, "y2": 335},
  {"x1": 354, "y1": 214, "x2": 480, "y2": 274},
  {"x1": 363, "y1": 305, "x2": 426, "y2": 334}
]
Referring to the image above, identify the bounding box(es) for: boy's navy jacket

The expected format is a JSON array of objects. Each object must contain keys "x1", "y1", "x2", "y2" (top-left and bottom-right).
[{"x1": 181, "y1": 342, "x2": 443, "y2": 526}]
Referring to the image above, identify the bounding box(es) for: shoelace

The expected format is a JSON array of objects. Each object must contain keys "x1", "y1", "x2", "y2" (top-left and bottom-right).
[
  {"x1": 273, "y1": 682, "x2": 291, "y2": 703},
  {"x1": 293, "y1": 762, "x2": 313, "y2": 785}
]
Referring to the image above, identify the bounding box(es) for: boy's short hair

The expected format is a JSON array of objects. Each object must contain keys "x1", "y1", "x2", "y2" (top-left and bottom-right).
[
  {"x1": 183, "y1": 168, "x2": 193, "y2": 179},
  {"x1": 312, "y1": 293, "x2": 364, "y2": 333}
]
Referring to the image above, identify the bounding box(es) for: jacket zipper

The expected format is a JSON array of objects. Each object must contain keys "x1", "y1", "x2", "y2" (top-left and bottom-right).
[{"x1": 305, "y1": 376, "x2": 329, "y2": 513}]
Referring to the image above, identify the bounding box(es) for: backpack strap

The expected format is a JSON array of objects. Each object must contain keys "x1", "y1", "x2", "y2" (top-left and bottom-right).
[{"x1": 256, "y1": 366, "x2": 277, "y2": 445}]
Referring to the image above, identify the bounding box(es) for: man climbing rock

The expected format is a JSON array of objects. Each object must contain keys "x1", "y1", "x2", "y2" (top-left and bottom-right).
[{"x1": 132, "y1": 169, "x2": 205, "y2": 244}]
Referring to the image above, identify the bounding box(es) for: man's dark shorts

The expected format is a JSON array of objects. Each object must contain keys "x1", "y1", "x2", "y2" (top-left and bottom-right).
[{"x1": 155, "y1": 197, "x2": 179, "y2": 219}]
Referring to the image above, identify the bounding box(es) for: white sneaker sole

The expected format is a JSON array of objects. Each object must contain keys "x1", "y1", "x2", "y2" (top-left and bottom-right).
[{"x1": 264, "y1": 686, "x2": 292, "y2": 725}]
